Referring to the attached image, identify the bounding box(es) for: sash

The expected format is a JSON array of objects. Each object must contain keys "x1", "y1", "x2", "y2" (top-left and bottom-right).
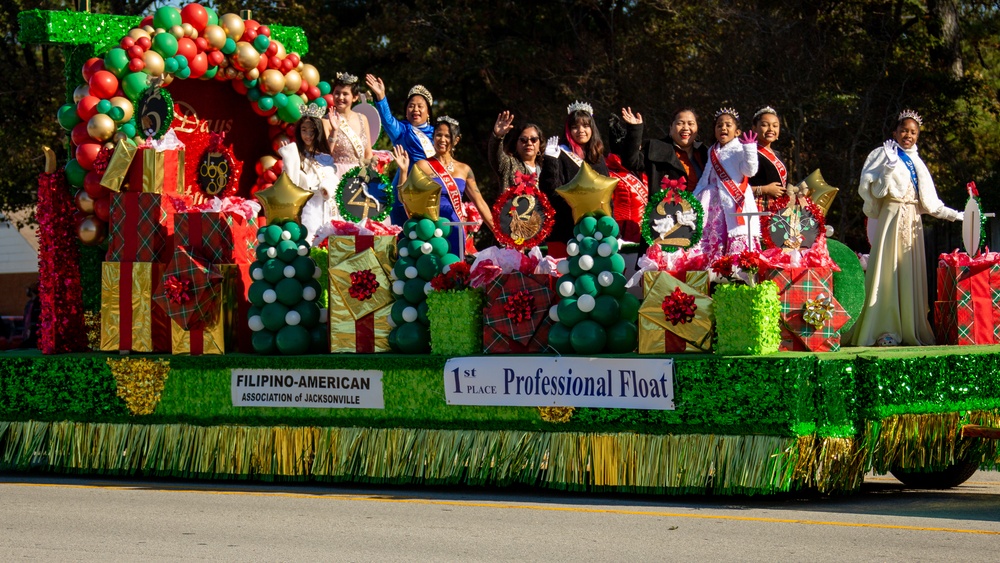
[
  {"x1": 560, "y1": 147, "x2": 584, "y2": 167},
  {"x1": 896, "y1": 148, "x2": 920, "y2": 196},
  {"x1": 338, "y1": 113, "x2": 367, "y2": 161},
  {"x1": 606, "y1": 154, "x2": 647, "y2": 201},
  {"x1": 758, "y1": 147, "x2": 787, "y2": 187},
  {"x1": 709, "y1": 145, "x2": 748, "y2": 226},
  {"x1": 412, "y1": 125, "x2": 435, "y2": 158},
  {"x1": 427, "y1": 158, "x2": 467, "y2": 221}
]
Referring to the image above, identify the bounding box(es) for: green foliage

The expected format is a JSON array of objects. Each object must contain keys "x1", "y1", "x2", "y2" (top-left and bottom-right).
[
  {"x1": 427, "y1": 289, "x2": 483, "y2": 356},
  {"x1": 713, "y1": 282, "x2": 782, "y2": 356},
  {"x1": 0, "y1": 354, "x2": 128, "y2": 419}
]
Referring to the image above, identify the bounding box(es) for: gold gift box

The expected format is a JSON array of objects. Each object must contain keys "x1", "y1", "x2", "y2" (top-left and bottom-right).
[
  {"x1": 100, "y1": 262, "x2": 171, "y2": 353},
  {"x1": 171, "y1": 265, "x2": 238, "y2": 355},
  {"x1": 326, "y1": 235, "x2": 397, "y2": 353},
  {"x1": 129, "y1": 147, "x2": 186, "y2": 194},
  {"x1": 638, "y1": 271, "x2": 714, "y2": 354},
  {"x1": 683, "y1": 270, "x2": 710, "y2": 296},
  {"x1": 330, "y1": 303, "x2": 393, "y2": 353},
  {"x1": 99, "y1": 139, "x2": 138, "y2": 192}
]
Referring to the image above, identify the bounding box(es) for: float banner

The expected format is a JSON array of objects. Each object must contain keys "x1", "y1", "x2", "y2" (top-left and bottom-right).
[
  {"x1": 443, "y1": 357, "x2": 674, "y2": 410},
  {"x1": 231, "y1": 369, "x2": 385, "y2": 409}
]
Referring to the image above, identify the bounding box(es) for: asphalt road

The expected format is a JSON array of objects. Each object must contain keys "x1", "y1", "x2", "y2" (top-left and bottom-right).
[{"x1": 1, "y1": 471, "x2": 998, "y2": 562}]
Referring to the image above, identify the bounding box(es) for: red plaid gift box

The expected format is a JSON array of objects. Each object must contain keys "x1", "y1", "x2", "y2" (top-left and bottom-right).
[
  {"x1": 761, "y1": 266, "x2": 850, "y2": 352},
  {"x1": 153, "y1": 246, "x2": 224, "y2": 331},
  {"x1": 482, "y1": 273, "x2": 556, "y2": 353},
  {"x1": 935, "y1": 251, "x2": 1000, "y2": 345},
  {"x1": 106, "y1": 192, "x2": 174, "y2": 263},
  {"x1": 174, "y1": 211, "x2": 259, "y2": 266},
  {"x1": 126, "y1": 145, "x2": 184, "y2": 194}
]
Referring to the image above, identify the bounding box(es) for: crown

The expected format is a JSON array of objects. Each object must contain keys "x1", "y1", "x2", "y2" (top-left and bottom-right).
[
  {"x1": 436, "y1": 115, "x2": 460, "y2": 129},
  {"x1": 407, "y1": 84, "x2": 433, "y2": 106},
  {"x1": 567, "y1": 100, "x2": 594, "y2": 115},
  {"x1": 335, "y1": 72, "x2": 358, "y2": 85},
  {"x1": 714, "y1": 107, "x2": 740, "y2": 121},
  {"x1": 301, "y1": 103, "x2": 325, "y2": 119},
  {"x1": 753, "y1": 106, "x2": 777, "y2": 120},
  {"x1": 898, "y1": 109, "x2": 923, "y2": 126}
]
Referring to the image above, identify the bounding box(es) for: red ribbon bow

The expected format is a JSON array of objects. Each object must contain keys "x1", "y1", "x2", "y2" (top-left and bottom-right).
[
  {"x1": 348, "y1": 269, "x2": 379, "y2": 301},
  {"x1": 661, "y1": 286, "x2": 697, "y2": 325},
  {"x1": 164, "y1": 275, "x2": 194, "y2": 305},
  {"x1": 660, "y1": 176, "x2": 688, "y2": 192},
  {"x1": 504, "y1": 290, "x2": 535, "y2": 323}
]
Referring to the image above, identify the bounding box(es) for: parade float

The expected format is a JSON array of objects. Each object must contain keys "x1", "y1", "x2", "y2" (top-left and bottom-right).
[{"x1": 1, "y1": 5, "x2": 998, "y2": 496}]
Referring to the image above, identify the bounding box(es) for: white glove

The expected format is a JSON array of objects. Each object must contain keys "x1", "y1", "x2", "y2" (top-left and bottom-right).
[
  {"x1": 544, "y1": 136, "x2": 560, "y2": 158},
  {"x1": 950, "y1": 208, "x2": 963, "y2": 222},
  {"x1": 882, "y1": 140, "x2": 899, "y2": 168},
  {"x1": 277, "y1": 143, "x2": 303, "y2": 187}
]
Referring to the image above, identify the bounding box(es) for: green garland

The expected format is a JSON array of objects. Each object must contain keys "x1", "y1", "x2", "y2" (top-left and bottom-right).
[
  {"x1": 334, "y1": 166, "x2": 394, "y2": 223},
  {"x1": 640, "y1": 187, "x2": 704, "y2": 251},
  {"x1": 130, "y1": 86, "x2": 174, "y2": 141},
  {"x1": 426, "y1": 290, "x2": 484, "y2": 356},
  {"x1": 713, "y1": 282, "x2": 782, "y2": 355}
]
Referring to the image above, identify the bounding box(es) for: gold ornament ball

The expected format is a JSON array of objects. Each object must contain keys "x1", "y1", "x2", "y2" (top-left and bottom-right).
[
  {"x1": 260, "y1": 69, "x2": 285, "y2": 95},
  {"x1": 78, "y1": 215, "x2": 107, "y2": 246},
  {"x1": 202, "y1": 25, "x2": 227, "y2": 49},
  {"x1": 169, "y1": 25, "x2": 185, "y2": 38},
  {"x1": 300, "y1": 64, "x2": 320, "y2": 87},
  {"x1": 282, "y1": 70, "x2": 302, "y2": 95},
  {"x1": 108, "y1": 96, "x2": 134, "y2": 123},
  {"x1": 259, "y1": 155, "x2": 277, "y2": 172},
  {"x1": 113, "y1": 131, "x2": 129, "y2": 143},
  {"x1": 127, "y1": 27, "x2": 150, "y2": 41},
  {"x1": 103, "y1": 141, "x2": 115, "y2": 150},
  {"x1": 161, "y1": 74, "x2": 175, "y2": 87},
  {"x1": 87, "y1": 114, "x2": 116, "y2": 141},
  {"x1": 181, "y1": 23, "x2": 196, "y2": 38},
  {"x1": 73, "y1": 83, "x2": 89, "y2": 103},
  {"x1": 143, "y1": 50, "x2": 165, "y2": 76},
  {"x1": 267, "y1": 114, "x2": 280, "y2": 126},
  {"x1": 224, "y1": 67, "x2": 238, "y2": 79},
  {"x1": 220, "y1": 13, "x2": 245, "y2": 41},
  {"x1": 234, "y1": 41, "x2": 260, "y2": 72},
  {"x1": 75, "y1": 190, "x2": 95, "y2": 214},
  {"x1": 273, "y1": 40, "x2": 286, "y2": 60},
  {"x1": 245, "y1": 68, "x2": 260, "y2": 81}
]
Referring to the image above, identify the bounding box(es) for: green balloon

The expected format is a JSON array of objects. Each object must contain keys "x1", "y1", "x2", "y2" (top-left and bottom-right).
[
  {"x1": 222, "y1": 38, "x2": 236, "y2": 55},
  {"x1": 571, "y1": 320, "x2": 607, "y2": 353},
  {"x1": 276, "y1": 325, "x2": 310, "y2": 355},
  {"x1": 393, "y1": 255, "x2": 417, "y2": 280},
  {"x1": 309, "y1": 324, "x2": 328, "y2": 353},
  {"x1": 434, "y1": 217, "x2": 452, "y2": 237},
  {"x1": 619, "y1": 293, "x2": 641, "y2": 323},
  {"x1": 403, "y1": 278, "x2": 428, "y2": 304},
  {"x1": 292, "y1": 255, "x2": 315, "y2": 281},
  {"x1": 95, "y1": 99, "x2": 112, "y2": 115},
  {"x1": 557, "y1": 298, "x2": 585, "y2": 328},
  {"x1": 164, "y1": 58, "x2": 179, "y2": 75},
  {"x1": 261, "y1": 302, "x2": 290, "y2": 331},
  {"x1": 548, "y1": 323, "x2": 573, "y2": 354},
  {"x1": 293, "y1": 301, "x2": 321, "y2": 328},
  {"x1": 568, "y1": 256, "x2": 583, "y2": 277},
  {"x1": 591, "y1": 295, "x2": 621, "y2": 326},
  {"x1": 555, "y1": 275, "x2": 576, "y2": 298},
  {"x1": 405, "y1": 239, "x2": 428, "y2": 257},
  {"x1": 402, "y1": 219, "x2": 419, "y2": 236},
  {"x1": 599, "y1": 237, "x2": 620, "y2": 255},
  {"x1": 248, "y1": 280, "x2": 271, "y2": 307},
  {"x1": 601, "y1": 272, "x2": 628, "y2": 298},
  {"x1": 415, "y1": 218, "x2": 436, "y2": 240},
  {"x1": 395, "y1": 321, "x2": 430, "y2": 354},
  {"x1": 264, "y1": 224, "x2": 283, "y2": 245},
  {"x1": 578, "y1": 237, "x2": 598, "y2": 256},
  {"x1": 253, "y1": 34, "x2": 271, "y2": 53},
  {"x1": 388, "y1": 327, "x2": 399, "y2": 351},
  {"x1": 255, "y1": 244, "x2": 273, "y2": 262},
  {"x1": 578, "y1": 216, "x2": 598, "y2": 237},
  {"x1": 605, "y1": 320, "x2": 637, "y2": 353},
  {"x1": 175, "y1": 66, "x2": 191, "y2": 80},
  {"x1": 152, "y1": 6, "x2": 182, "y2": 30},
  {"x1": 596, "y1": 214, "x2": 619, "y2": 238},
  {"x1": 121, "y1": 72, "x2": 150, "y2": 99},
  {"x1": 592, "y1": 255, "x2": 613, "y2": 275},
  {"x1": 204, "y1": 6, "x2": 219, "y2": 25},
  {"x1": 574, "y1": 274, "x2": 598, "y2": 297},
  {"x1": 277, "y1": 100, "x2": 302, "y2": 123},
  {"x1": 273, "y1": 93, "x2": 288, "y2": 107},
  {"x1": 277, "y1": 240, "x2": 299, "y2": 262},
  {"x1": 440, "y1": 254, "x2": 461, "y2": 269},
  {"x1": 152, "y1": 33, "x2": 179, "y2": 58},
  {"x1": 252, "y1": 330, "x2": 277, "y2": 354},
  {"x1": 390, "y1": 300, "x2": 409, "y2": 326},
  {"x1": 318, "y1": 81, "x2": 332, "y2": 95},
  {"x1": 284, "y1": 222, "x2": 305, "y2": 242},
  {"x1": 416, "y1": 253, "x2": 443, "y2": 281},
  {"x1": 57, "y1": 104, "x2": 81, "y2": 130},
  {"x1": 417, "y1": 300, "x2": 430, "y2": 325},
  {"x1": 174, "y1": 55, "x2": 188, "y2": 69},
  {"x1": 65, "y1": 159, "x2": 86, "y2": 188},
  {"x1": 108, "y1": 107, "x2": 125, "y2": 122},
  {"x1": 429, "y1": 237, "x2": 449, "y2": 257},
  {"x1": 120, "y1": 122, "x2": 137, "y2": 138},
  {"x1": 104, "y1": 48, "x2": 129, "y2": 76},
  {"x1": 275, "y1": 277, "x2": 304, "y2": 306},
  {"x1": 609, "y1": 253, "x2": 626, "y2": 274},
  {"x1": 263, "y1": 259, "x2": 285, "y2": 283},
  {"x1": 257, "y1": 96, "x2": 274, "y2": 111},
  {"x1": 201, "y1": 66, "x2": 218, "y2": 80},
  {"x1": 247, "y1": 89, "x2": 262, "y2": 104}
]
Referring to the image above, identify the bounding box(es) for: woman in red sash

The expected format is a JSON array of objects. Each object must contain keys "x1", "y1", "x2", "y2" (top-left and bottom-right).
[
  {"x1": 748, "y1": 106, "x2": 788, "y2": 211},
  {"x1": 395, "y1": 117, "x2": 494, "y2": 255}
]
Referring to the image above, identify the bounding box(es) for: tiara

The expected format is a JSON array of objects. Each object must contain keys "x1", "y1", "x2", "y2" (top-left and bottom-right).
[
  {"x1": 301, "y1": 103, "x2": 325, "y2": 119},
  {"x1": 567, "y1": 100, "x2": 594, "y2": 115},
  {"x1": 436, "y1": 115, "x2": 460, "y2": 128},
  {"x1": 898, "y1": 109, "x2": 923, "y2": 126},
  {"x1": 753, "y1": 106, "x2": 777, "y2": 120},
  {"x1": 408, "y1": 84, "x2": 433, "y2": 106},
  {"x1": 714, "y1": 107, "x2": 739, "y2": 121},
  {"x1": 335, "y1": 72, "x2": 358, "y2": 85}
]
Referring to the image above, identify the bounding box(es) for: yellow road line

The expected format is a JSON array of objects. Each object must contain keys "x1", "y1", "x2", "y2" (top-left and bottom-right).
[
  {"x1": 866, "y1": 477, "x2": 1000, "y2": 486},
  {"x1": 5, "y1": 482, "x2": 1000, "y2": 536}
]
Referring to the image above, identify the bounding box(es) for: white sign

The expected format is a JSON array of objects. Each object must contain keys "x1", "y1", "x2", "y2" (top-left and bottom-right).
[
  {"x1": 231, "y1": 369, "x2": 385, "y2": 409},
  {"x1": 443, "y1": 357, "x2": 674, "y2": 410}
]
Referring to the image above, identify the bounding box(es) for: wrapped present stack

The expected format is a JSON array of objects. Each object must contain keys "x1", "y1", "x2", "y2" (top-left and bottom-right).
[
  {"x1": 476, "y1": 248, "x2": 559, "y2": 354},
  {"x1": 934, "y1": 250, "x2": 1000, "y2": 346},
  {"x1": 638, "y1": 271, "x2": 713, "y2": 353},
  {"x1": 760, "y1": 262, "x2": 851, "y2": 352}
]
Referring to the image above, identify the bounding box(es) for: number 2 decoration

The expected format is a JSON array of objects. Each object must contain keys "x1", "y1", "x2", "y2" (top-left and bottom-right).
[{"x1": 641, "y1": 178, "x2": 704, "y2": 252}]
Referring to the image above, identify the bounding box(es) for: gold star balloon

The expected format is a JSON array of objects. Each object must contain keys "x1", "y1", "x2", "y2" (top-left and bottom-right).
[
  {"x1": 555, "y1": 162, "x2": 618, "y2": 223},
  {"x1": 398, "y1": 164, "x2": 441, "y2": 220},
  {"x1": 255, "y1": 172, "x2": 314, "y2": 224},
  {"x1": 799, "y1": 169, "x2": 839, "y2": 217}
]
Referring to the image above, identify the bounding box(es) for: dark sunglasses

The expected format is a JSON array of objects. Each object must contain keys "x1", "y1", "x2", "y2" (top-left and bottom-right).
[{"x1": 518, "y1": 136, "x2": 540, "y2": 143}]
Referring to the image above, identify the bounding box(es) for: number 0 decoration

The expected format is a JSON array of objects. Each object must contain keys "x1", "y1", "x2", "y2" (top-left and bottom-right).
[
  {"x1": 492, "y1": 172, "x2": 554, "y2": 251},
  {"x1": 641, "y1": 178, "x2": 704, "y2": 252},
  {"x1": 195, "y1": 133, "x2": 239, "y2": 198},
  {"x1": 335, "y1": 165, "x2": 394, "y2": 223}
]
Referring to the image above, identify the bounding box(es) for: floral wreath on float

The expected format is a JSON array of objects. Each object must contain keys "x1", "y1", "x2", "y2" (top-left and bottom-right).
[
  {"x1": 641, "y1": 177, "x2": 704, "y2": 252},
  {"x1": 491, "y1": 172, "x2": 555, "y2": 251}
]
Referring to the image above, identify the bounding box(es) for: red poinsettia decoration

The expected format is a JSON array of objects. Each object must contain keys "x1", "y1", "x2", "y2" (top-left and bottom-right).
[
  {"x1": 503, "y1": 290, "x2": 535, "y2": 323},
  {"x1": 738, "y1": 250, "x2": 762, "y2": 275},
  {"x1": 164, "y1": 275, "x2": 194, "y2": 305},
  {"x1": 711, "y1": 255, "x2": 736, "y2": 278},
  {"x1": 348, "y1": 269, "x2": 379, "y2": 301},
  {"x1": 431, "y1": 261, "x2": 472, "y2": 291},
  {"x1": 661, "y1": 286, "x2": 697, "y2": 325}
]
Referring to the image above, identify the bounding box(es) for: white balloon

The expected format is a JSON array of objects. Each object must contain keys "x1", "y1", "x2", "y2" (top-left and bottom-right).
[
  {"x1": 405, "y1": 266, "x2": 419, "y2": 279},
  {"x1": 556, "y1": 260, "x2": 571, "y2": 275},
  {"x1": 576, "y1": 234, "x2": 585, "y2": 241},
  {"x1": 387, "y1": 315, "x2": 397, "y2": 328},
  {"x1": 434, "y1": 228, "x2": 443, "y2": 238},
  {"x1": 297, "y1": 245, "x2": 309, "y2": 256},
  {"x1": 319, "y1": 308, "x2": 328, "y2": 324},
  {"x1": 302, "y1": 286, "x2": 317, "y2": 301},
  {"x1": 598, "y1": 271, "x2": 614, "y2": 287},
  {"x1": 392, "y1": 280, "x2": 406, "y2": 295},
  {"x1": 248, "y1": 315, "x2": 264, "y2": 332},
  {"x1": 313, "y1": 267, "x2": 322, "y2": 279},
  {"x1": 549, "y1": 304, "x2": 560, "y2": 322},
  {"x1": 266, "y1": 247, "x2": 277, "y2": 258},
  {"x1": 424, "y1": 282, "x2": 433, "y2": 295},
  {"x1": 558, "y1": 281, "x2": 575, "y2": 297},
  {"x1": 598, "y1": 243, "x2": 612, "y2": 257},
  {"x1": 285, "y1": 310, "x2": 301, "y2": 326},
  {"x1": 566, "y1": 242, "x2": 580, "y2": 257},
  {"x1": 399, "y1": 247, "x2": 410, "y2": 258},
  {"x1": 594, "y1": 231, "x2": 604, "y2": 240},
  {"x1": 577, "y1": 293, "x2": 596, "y2": 312},
  {"x1": 262, "y1": 289, "x2": 277, "y2": 303},
  {"x1": 281, "y1": 230, "x2": 292, "y2": 240},
  {"x1": 257, "y1": 233, "x2": 266, "y2": 243},
  {"x1": 251, "y1": 268, "x2": 264, "y2": 281},
  {"x1": 579, "y1": 255, "x2": 594, "y2": 271},
  {"x1": 402, "y1": 306, "x2": 419, "y2": 323},
  {"x1": 283, "y1": 265, "x2": 296, "y2": 278},
  {"x1": 421, "y1": 242, "x2": 433, "y2": 255},
  {"x1": 408, "y1": 231, "x2": 418, "y2": 240}
]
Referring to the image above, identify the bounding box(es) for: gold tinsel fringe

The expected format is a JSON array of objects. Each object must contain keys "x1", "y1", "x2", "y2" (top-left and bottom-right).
[
  {"x1": 106, "y1": 358, "x2": 171, "y2": 415},
  {"x1": 864, "y1": 410, "x2": 1000, "y2": 474}
]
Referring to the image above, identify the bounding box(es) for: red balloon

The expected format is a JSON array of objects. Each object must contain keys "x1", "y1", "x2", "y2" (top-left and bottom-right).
[
  {"x1": 136, "y1": 36, "x2": 151, "y2": 51},
  {"x1": 176, "y1": 37, "x2": 197, "y2": 61},
  {"x1": 127, "y1": 45, "x2": 144, "y2": 60},
  {"x1": 257, "y1": 25, "x2": 271, "y2": 38},
  {"x1": 280, "y1": 59, "x2": 295, "y2": 73},
  {"x1": 207, "y1": 50, "x2": 225, "y2": 67},
  {"x1": 120, "y1": 36, "x2": 135, "y2": 50},
  {"x1": 265, "y1": 42, "x2": 277, "y2": 57},
  {"x1": 322, "y1": 94, "x2": 334, "y2": 107},
  {"x1": 93, "y1": 196, "x2": 111, "y2": 221},
  {"x1": 83, "y1": 171, "x2": 110, "y2": 199},
  {"x1": 305, "y1": 85, "x2": 319, "y2": 98},
  {"x1": 256, "y1": 55, "x2": 268, "y2": 74},
  {"x1": 262, "y1": 170, "x2": 277, "y2": 183},
  {"x1": 253, "y1": 103, "x2": 277, "y2": 118},
  {"x1": 286, "y1": 53, "x2": 300, "y2": 67},
  {"x1": 140, "y1": 15, "x2": 153, "y2": 27},
  {"x1": 268, "y1": 55, "x2": 281, "y2": 69},
  {"x1": 82, "y1": 58, "x2": 105, "y2": 82},
  {"x1": 129, "y1": 58, "x2": 145, "y2": 72},
  {"x1": 71, "y1": 122, "x2": 94, "y2": 146},
  {"x1": 89, "y1": 70, "x2": 119, "y2": 99},
  {"x1": 76, "y1": 96, "x2": 101, "y2": 120},
  {"x1": 75, "y1": 142, "x2": 102, "y2": 170},
  {"x1": 271, "y1": 160, "x2": 283, "y2": 173},
  {"x1": 194, "y1": 37, "x2": 209, "y2": 52},
  {"x1": 188, "y1": 53, "x2": 208, "y2": 79},
  {"x1": 232, "y1": 80, "x2": 248, "y2": 95},
  {"x1": 267, "y1": 124, "x2": 283, "y2": 138},
  {"x1": 284, "y1": 124, "x2": 296, "y2": 137},
  {"x1": 241, "y1": 20, "x2": 260, "y2": 41},
  {"x1": 180, "y1": 3, "x2": 209, "y2": 32}
]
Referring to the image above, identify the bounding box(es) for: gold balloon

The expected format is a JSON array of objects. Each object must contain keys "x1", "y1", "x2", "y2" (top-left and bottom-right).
[
  {"x1": 234, "y1": 41, "x2": 260, "y2": 72},
  {"x1": 143, "y1": 50, "x2": 165, "y2": 76},
  {"x1": 169, "y1": 25, "x2": 185, "y2": 38},
  {"x1": 202, "y1": 25, "x2": 227, "y2": 49},
  {"x1": 161, "y1": 73, "x2": 174, "y2": 87},
  {"x1": 108, "y1": 96, "x2": 134, "y2": 123},
  {"x1": 555, "y1": 161, "x2": 618, "y2": 223},
  {"x1": 75, "y1": 190, "x2": 95, "y2": 214},
  {"x1": 87, "y1": 114, "x2": 116, "y2": 141},
  {"x1": 267, "y1": 114, "x2": 280, "y2": 126},
  {"x1": 799, "y1": 169, "x2": 839, "y2": 217},
  {"x1": 260, "y1": 69, "x2": 285, "y2": 95},
  {"x1": 127, "y1": 28, "x2": 150, "y2": 41},
  {"x1": 220, "y1": 13, "x2": 245, "y2": 40},
  {"x1": 255, "y1": 173, "x2": 315, "y2": 224},
  {"x1": 78, "y1": 215, "x2": 107, "y2": 246},
  {"x1": 273, "y1": 40, "x2": 286, "y2": 60},
  {"x1": 142, "y1": 25, "x2": 155, "y2": 34},
  {"x1": 181, "y1": 23, "x2": 196, "y2": 38},
  {"x1": 398, "y1": 165, "x2": 442, "y2": 220},
  {"x1": 259, "y1": 155, "x2": 277, "y2": 172},
  {"x1": 73, "y1": 83, "x2": 89, "y2": 103},
  {"x1": 300, "y1": 64, "x2": 320, "y2": 87},
  {"x1": 245, "y1": 68, "x2": 260, "y2": 81},
  {"x1": 282, "y1": 70, "x2": 302, "y2": 95}
]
